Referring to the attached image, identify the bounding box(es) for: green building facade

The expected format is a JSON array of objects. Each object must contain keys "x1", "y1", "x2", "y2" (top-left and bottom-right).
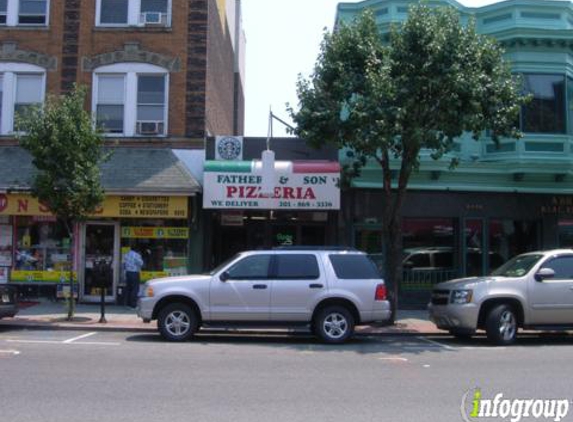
[{"x1": 336, "y1": 0, "x2": 573, "y2": 305}]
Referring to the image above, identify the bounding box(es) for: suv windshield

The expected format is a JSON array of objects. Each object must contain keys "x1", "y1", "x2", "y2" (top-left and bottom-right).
[{"x1": 490, "y1": 254, "x2": 544, "y2": 278}]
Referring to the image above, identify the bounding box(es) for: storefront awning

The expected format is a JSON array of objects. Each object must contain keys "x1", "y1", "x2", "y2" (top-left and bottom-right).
[{"x1": 0, "y1": 146, "x2": 202, "y2": 196}]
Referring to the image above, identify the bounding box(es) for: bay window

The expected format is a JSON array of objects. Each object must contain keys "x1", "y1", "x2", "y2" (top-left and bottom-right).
[{"x1": 520, "y1": 74, "x2": 566, "y2": 134}]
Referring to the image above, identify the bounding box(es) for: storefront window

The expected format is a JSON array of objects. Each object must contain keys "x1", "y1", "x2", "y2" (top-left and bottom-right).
[
  {"x1": 13, "y1": 216, "x2": 71, "y2": 273},
  {"x1": 489, "y1": 220, "x2": 538, "y2": 272},
  {"x1": 120, "y1": 220, "x2": 188, "y2": 280},
  {"x1": 521, "y1": 74, "x2": 566, "y2": 134},
  {"x1": 558, "y1": 220, "x2": 573, "y2": 248},
  {"x1": 403, "y1": 218, "x2": 457, "y2": 294}
]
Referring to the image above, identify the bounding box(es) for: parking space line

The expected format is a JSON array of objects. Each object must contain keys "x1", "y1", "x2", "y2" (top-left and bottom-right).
[
  {"x1": 416, "y1": 336, "x2": 456, "y2": 351},
  {"x1": 63, "y1": 332, "x2": 97, "y2": 344},
  {"x1": 0, "y1": 349, "x2": 20, "y2": 355},
  {"x1": 6, "y1": 339, "x2": 64, "y2": 345}
]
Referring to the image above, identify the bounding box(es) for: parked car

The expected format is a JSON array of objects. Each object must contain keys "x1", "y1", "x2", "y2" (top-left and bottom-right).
[
  {"x1": 0, "y1": 284, "x2": 19, "y2": 319},
  {"x1": 428, "y1": 249, "x2": 573, "y2": 345},
  {"x1": 137, "y1": 248, "x2": 391, "y2": 343}
]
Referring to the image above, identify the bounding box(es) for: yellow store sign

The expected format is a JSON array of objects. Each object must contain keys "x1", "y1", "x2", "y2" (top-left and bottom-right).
[
  {"x1": 121, "y1": 227, "x2": 189, "y2": 239},
  {"x1": 0, "y1": 194, "x2": 188, "y2": 219},
  {"x1": 11, "y1": 271, "x2": 77, "y2": 283}
]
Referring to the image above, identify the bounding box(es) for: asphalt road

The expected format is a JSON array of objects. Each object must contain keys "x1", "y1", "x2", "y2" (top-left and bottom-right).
[{"x1": 1, "y1": 328, "x2": 573, "y2": 422}]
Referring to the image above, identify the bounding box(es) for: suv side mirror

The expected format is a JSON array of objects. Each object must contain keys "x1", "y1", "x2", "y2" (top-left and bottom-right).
[
  {"x1": 535, "y1": 267, "x2": 555, "y2": 282},
  {"x1": 220, "y1": 271, "x2": 230, "y2": 282}
]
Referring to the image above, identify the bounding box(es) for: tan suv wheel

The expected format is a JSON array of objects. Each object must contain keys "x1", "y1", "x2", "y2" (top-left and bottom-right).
[
  {"x1": 314, "y1": 306, "x2": 355, "y2": 344},
  {"x1": 485, "y1": 304, "x2": 518, "y2": 346}
]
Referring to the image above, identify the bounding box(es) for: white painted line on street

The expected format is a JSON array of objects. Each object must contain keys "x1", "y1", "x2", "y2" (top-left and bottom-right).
[
  {"x1": 423, "y1": 364, "x2": 431, "y2": 368},
  {"x1": 7, "y1": 339, "x2": 64, "y2": 345},
  {"x1": 63, "y1": 332, "x2": 97, "y2": 343},
  {"x1": 378, "y1": 357, "x2": 408, "y2": 362},
  {"x1": 0, "y1": 349, "x2": 20, "y2": 355},
  {"x1": 72, "y1": 341, "x2": 121, "y2": 346},
  {"x1": 416, "y1": 336, "x2": 456, "y2": 351}
]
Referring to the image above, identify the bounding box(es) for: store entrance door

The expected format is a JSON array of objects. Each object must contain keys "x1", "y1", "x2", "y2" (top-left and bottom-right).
[{"x1": 80, "y1": 222, "x2": 119, "y2": 303}]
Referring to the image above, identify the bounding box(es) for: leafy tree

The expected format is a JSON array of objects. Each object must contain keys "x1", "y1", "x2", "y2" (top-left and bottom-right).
[
  {"x1": 289, "y1": 5, "x2": 527, "y2": 319},
  {"x1": 18, "y1": 85, "x2": 109, "y2": 320}
]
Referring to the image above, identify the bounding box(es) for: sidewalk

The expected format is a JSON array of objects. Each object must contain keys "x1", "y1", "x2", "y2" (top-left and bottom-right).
[{"x1": 0, "y1": 300, "x2": 446, "y2": 335}]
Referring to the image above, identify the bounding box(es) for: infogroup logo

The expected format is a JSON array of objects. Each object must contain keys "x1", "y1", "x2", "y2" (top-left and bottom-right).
[{"x1": 461, "y1": 388, "x2": 570, "y2": 422}]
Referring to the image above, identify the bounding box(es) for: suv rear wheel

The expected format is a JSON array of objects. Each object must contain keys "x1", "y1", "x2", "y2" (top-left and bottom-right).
[
  {"x1": 485, "y1": 304, "x2": 518, "y2": 346},
  {"x1": 157, "y1": 303, "x2": 198, "y2": 342},
  {"x1": 314, "y1": 306, "x2": 355, "y2": 344}
]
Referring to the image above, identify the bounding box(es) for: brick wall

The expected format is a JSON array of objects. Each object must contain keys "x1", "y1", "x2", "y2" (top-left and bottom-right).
[{"x1": 0, "y1": 0, "x2": 243, "y2": 144}]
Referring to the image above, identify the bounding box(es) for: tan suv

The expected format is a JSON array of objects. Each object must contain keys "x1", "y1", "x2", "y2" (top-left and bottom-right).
[
  {"x1": 137, "y1": 248, "x2": 391, "y2": 343},
  {"x1": 429, "y1": 249, "x2": 573, "y2": 345}
]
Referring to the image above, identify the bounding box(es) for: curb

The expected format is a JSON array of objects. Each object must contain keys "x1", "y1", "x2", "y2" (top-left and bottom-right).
[{"x1": 0, "y1": 318, "x2": 444, "y2": 336}]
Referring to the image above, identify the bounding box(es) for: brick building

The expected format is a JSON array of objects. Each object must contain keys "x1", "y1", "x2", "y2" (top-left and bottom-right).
[{"x1": 0, "y1": 0, "x2": 245, "y2": 302}]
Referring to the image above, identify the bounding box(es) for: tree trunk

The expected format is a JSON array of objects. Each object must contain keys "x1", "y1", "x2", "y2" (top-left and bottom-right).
[
  {"x1": 63, "y1": 219, "x2": 75, "y2": 321},
  {"x1": 383, "y1": 207, "x2": 403, "y2": 324}
]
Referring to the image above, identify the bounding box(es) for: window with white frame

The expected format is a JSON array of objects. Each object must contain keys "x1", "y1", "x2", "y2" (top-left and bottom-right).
[
  {"x1": 0, "y1": 0, "x2": 48, "y2": 26},
  {"x1": 96, "y1": 0, "x2": 170, "y2": 27},
  {"x1": 93, "y1": 63, "x2": 168, "y2": 137},
  {"x1": 0, "y1": 64, "x2": 46, "y2": 135}
]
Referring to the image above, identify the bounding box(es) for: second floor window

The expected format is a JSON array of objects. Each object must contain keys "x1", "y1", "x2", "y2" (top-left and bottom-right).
[
  {"x1": 93, "y1": 64, "x2": 168, "y2": 137},
  {"x1": 0, "y1": 65, "x2": 46, "y2": 135},
  {"x1": 520, "y1": 74, "x2": 566, "y2": 135},
  {"x1": 97, "y1": 0, "x2": 170, "y2": 27},
  {"x1": 0, "y1": 0, "x2": 48, "y2": 26}
]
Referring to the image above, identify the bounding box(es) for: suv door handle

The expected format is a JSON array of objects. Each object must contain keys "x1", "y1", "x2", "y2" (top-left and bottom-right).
[
  {"x1": 309, "y1": 284, "x2": 324, "y2": 289},
  {"x1": 253, "y1": 284, "x2": 268, "y2": 290}
]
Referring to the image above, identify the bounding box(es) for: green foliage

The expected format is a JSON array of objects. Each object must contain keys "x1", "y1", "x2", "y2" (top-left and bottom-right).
[
  {"x1": 18, "y1": 85, "x2": 108, "y2": 223},
  {"x1": 289, "y1": 5, "x2": 526, "y2": 171}
]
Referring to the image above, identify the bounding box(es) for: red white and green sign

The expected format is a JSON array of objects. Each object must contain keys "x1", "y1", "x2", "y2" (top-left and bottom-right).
[{"x1": 203, "y1": 160, "x2": 340, "y2": 210}]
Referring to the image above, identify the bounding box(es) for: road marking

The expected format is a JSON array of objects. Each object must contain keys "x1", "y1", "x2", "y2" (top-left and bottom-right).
[
  {"x1": 7, "y1": 340, "x2": 63, "y2": 345},
  {"x1": 0, "y1": 349, "x2": 20, "y2": 355},
  {"x1": 63, "y1": 332, "x2": 97, "y2": 343},
  {"x1": 416, "y1": 336, "x2": 456, "y2": 351},
  {"x1": 416, "y1": 336, "x2": 506, "y2": 351},
  {"x1": 71, "y1": 341, "x2": 120, "y2": 346},
  {"x1": 378, "y1": 357, "x2": 408, "y2": 362}
]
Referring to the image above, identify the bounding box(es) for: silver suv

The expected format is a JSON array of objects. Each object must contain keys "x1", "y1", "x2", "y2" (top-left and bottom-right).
[
  {"x1": 137, "y1": 248, "x2": 391, "y2": 343},
  {"x1": 429, "y1": 249, "x2": 573, "y2": 345}
]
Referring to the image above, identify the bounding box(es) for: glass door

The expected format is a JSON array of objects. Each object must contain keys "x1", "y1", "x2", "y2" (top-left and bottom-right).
[{"x1": 80, "y1": 222, "x2": 119, "y2": 302}]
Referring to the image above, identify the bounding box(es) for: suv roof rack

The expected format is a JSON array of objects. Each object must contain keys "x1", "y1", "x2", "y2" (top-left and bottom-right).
[{"x1": 272, "y1": 246, "x2": 359, "y2": 251}]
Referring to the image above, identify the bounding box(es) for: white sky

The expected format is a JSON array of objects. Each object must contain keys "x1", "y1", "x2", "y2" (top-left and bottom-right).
[{"x1": 241, "y1": 0, "x2": 509, "y2": 137}]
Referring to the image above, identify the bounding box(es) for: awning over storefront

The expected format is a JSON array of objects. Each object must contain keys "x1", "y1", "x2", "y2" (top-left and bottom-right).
[{"x1": 0, "y1": 146, "x2": 202, "y2": 196}]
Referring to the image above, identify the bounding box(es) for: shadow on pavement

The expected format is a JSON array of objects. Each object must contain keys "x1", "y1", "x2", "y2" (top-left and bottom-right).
[{"x1": 124, "y1": 330, "x2": 458, "y2": 357}]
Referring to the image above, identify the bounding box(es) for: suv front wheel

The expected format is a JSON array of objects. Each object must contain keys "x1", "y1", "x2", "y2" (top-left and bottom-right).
[
  {"x1": 485, "y1": 304, "x2": 518, "y2": 346},
  {"x1": 314, "y1": 306, "x2": 355, "y2": 344},
  {"x1": 157, "y1": 303, "x2": 199, "y2": 342}
]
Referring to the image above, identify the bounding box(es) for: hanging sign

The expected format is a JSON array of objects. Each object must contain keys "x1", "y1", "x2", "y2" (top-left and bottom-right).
[{"x1": 203, "y1": 160, "x2": 340, "y2": 210}]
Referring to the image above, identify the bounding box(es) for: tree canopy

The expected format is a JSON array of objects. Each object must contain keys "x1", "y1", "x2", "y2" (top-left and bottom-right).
[{"x1": 18, "y1": 85, "x2": 107, "y2": 224}]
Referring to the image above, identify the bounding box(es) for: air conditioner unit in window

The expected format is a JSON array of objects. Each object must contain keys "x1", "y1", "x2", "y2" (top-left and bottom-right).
[
  {"x1": 141, "y1": 12, "x2": 166, "y2": 25},
  {"x1": 136, "y1": 121, "x2": 165, "y2": 136}
]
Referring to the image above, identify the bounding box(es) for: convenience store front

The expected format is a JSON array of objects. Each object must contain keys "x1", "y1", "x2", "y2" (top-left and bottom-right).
[{"x1": 0, "y1": 193, "x2": 191, "y2": 302}]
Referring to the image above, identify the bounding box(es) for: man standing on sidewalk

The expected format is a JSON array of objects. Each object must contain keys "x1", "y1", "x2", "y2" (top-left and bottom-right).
[{"x1": 123, "y1": 244, "x2": 144, "y2": 308}]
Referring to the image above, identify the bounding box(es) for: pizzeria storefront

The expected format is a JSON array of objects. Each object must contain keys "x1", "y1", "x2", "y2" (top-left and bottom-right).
[
  {"x1": 202, "y1": 137, "x2": 341, "y2": 267},
  {"x1": 0, "y1": 193, "x2": 192, "y2": 303}
]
